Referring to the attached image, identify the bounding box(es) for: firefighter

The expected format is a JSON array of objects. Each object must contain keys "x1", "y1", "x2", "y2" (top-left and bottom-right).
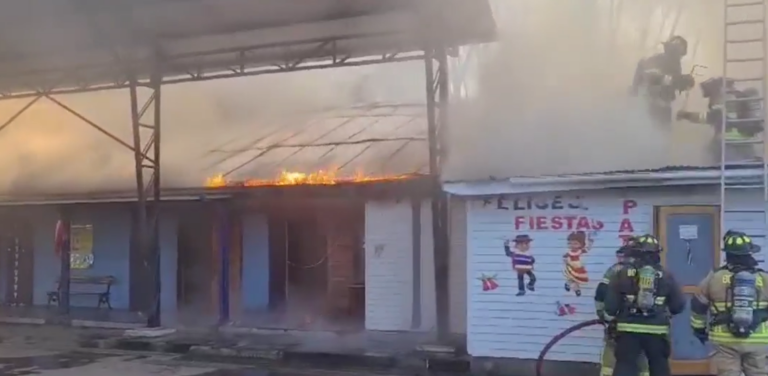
[
  {"x1": 690, "y1": 231, "x2": 768, "y2": 376},
  {"x1": 604, "y1": 234, "x2": 685, "y2": 376},
  {"x1": 676, "y1": 77, "x2": 764, "y2": 141},
  {"x1": 630, "y1": 35, "x2": 696, "y2": 128},
  {"x1": 595, "y1": 239, "x2": 650, "y2": 376}
]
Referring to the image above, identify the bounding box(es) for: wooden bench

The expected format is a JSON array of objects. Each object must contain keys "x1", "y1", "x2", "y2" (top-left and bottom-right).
[{"x1": 47, "y1": 275, "x2": 116, "y2": 309}]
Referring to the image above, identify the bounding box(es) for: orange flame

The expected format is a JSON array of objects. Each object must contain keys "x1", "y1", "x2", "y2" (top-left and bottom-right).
[{"x1": 205, "y1": 169, "x2": 414, "y2": 188}]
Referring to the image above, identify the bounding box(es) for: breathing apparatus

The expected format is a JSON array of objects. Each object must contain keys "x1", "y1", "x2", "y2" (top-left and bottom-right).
[{"x1": 721, "y1": 231, "x2": 761, "y2": 338}]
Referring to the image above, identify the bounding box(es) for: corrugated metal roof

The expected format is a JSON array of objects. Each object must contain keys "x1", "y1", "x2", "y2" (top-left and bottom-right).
[
  {"x1": 0, "y1": 99, "x2": 427, "y2": 196},
  {"x1": 200, "y1": 103, "x2": 428, "y2": 182}
]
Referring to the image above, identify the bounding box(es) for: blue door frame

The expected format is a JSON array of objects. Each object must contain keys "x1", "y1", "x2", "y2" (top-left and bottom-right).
[{"x1": 657, "y1": 206, "x2": 719, "y2": 376}]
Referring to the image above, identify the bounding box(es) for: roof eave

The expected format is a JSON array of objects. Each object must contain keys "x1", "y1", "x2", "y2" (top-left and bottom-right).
[{"x1": 442, "y1": 168, "x2": 765, "y2": 196}]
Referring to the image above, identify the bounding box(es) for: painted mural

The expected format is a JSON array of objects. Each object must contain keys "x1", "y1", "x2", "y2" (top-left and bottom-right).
[
  {"x1": 70, "y1": 224, "x2": 94, "y2": 269},
  {"x1": 504, "y1": 235, "x2": 536, "y2": 296},
  {"x1": 479, "y1": 274, "x2": 499, "y2": 292},
  {"x1": 563, "y1": 231, "x2": 592, "y2": 296},
  {"x1": 469, "y1": 193, "x2": 647, "y2": 361}
]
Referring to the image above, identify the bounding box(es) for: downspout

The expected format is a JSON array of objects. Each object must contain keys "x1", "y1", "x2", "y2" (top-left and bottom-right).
[
  {"x1": 218, "y1": 202, "x2": 230, "y2": 326},
  {"x1": 411, "y1": 199, "x2": 422, "y2": 330},
  {"x1": 57, "y1": 206, "x2": 71, "y2": 317}
]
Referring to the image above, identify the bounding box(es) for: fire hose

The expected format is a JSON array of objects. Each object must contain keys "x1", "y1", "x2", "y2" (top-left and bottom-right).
[{"x1": 536, "y1": 319, "x2": 603, "y2": 376}]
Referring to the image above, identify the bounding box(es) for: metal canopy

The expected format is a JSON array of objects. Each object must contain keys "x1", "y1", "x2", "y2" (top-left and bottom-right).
[
  {"x1": 9, "y1": 0, "x2": 495, "y2": 333},
  {"x1": 0, "y1": 0, "x2": 495, "y2": 99}
]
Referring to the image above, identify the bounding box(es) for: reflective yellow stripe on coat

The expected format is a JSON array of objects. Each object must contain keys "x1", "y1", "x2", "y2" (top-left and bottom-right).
[
  {"x1": 711, "y1": 302, "x2": 768, "y2": 311},
  {"x1": 616, "y1": 323, "x2": 669, "y2": 335},
  {"x1": 690, "y1": 315, "x2": 706, "y2": 329},
  {"x1": 710, "y1": 322, "x2": 768, "y2": 344}
]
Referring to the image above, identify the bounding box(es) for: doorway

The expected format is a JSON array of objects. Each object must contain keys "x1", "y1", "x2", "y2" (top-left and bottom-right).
[
  {"x1": 657, "y1": 206, "x2": 719, "y2": 376},
  {"x1": 268, "y1": 213, "x2": 327, "y2": 328},
  {"x1": 0, "y1": 220, "x2": 33, "y2": 307},
  {"x1": 176, "y1": 210, "x2": 215, "y2": 325}
]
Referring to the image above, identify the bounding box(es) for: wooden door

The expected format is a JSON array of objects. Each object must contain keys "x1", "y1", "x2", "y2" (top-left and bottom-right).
[{"x1": 657, "y1": 206, "x2": 719, "y2": 376}]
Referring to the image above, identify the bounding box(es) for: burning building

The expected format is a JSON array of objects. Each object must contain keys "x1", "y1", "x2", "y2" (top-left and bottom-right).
[
  {"x1": 202, "y1": 103, "x2": 435, "y2": 331},
  {"x1": 0, "y1": 103, "x2": 441, "y2": 334}
]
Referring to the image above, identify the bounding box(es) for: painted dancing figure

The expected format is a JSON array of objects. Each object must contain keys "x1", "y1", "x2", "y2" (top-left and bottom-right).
[
  {"x1": 563, "y1": 231, "x2": 590, "y2": 296},
  {"x1": 504, "y1": 234, "x2": 536, "y2": 296}
]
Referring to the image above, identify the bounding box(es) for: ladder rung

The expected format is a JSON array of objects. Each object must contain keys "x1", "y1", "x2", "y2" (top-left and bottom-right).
[
  {"x1": 727, "y1": 38, "x2": 765, "y2": 44},
  {"x1": 726, "y1": 1, "x2": 765, "y2": 8},
  {"x1": 726, "y1": 96, "x2": 764, "y2": 102},
  {"x1": 726, "y1": 117, "x2": 764, "y2": 123},
  {"x1": 726, "y1": 20, "x2": 766, "y2": 26},
  {"x1": 727, "y1": 57, "x2": 765, "y2": 63},
  {"x1": 724, "y1": 138, "x2": 763, "y2": 144},
  {"x1": 731, "y1": 77, "x2": 765, "y2": 82},
  {"x1": 724, "y1": 184, "x2": 763, "y2": 189},
  {"x1": 724, "y1": 209, "x2": 768, "y2": 214}
]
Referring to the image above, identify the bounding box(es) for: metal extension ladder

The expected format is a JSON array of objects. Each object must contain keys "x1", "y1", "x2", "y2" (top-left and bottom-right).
[{"x1": 720, "y1": 0, "x2": 768, "y2": 249}]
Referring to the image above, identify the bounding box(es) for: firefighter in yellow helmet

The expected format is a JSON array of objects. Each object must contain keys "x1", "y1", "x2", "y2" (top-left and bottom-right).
[
  {"x1": 604, "y1": 234, "x2": 685, "y2": 376},
  {"x1": 595, "y1": 238, "x2": 649, "y2": 376},
  {"x1": 690, "y1": 230, "x2": 768, "y2": 376}
]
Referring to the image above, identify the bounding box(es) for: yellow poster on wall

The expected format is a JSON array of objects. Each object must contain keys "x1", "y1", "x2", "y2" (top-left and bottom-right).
[{"x1": 70, "y1": 224, "x2": 94, "y2": 269}]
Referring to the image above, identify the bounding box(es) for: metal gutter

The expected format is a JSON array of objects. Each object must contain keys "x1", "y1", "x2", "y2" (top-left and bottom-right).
[
  {"x1": 442, "y1": 168, "x2": 765, "y2": 196},
  {"x1": 506, "y1": 168, "x2": 763, "y2": 184},
  {"x1": 0, "y1": 194, "x2": 232, "y2": 206}
]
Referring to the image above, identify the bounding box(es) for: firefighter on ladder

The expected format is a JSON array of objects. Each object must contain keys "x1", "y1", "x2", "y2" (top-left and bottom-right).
[
  {"x1": 690, "y1": 230, "x2": 768, "y2": 376},
  {"x1": 676, "y1": 77, "x2": 764, "y2": 159},
  {"x1": 604, "y1": 234, "x2": 685, "y2": 376},
  {"x1": 595, "y1": 238, "x2": 649, "y2": 376},
  {"x1": 630, "y1": 35, "x2": 696, "y2": 128}
]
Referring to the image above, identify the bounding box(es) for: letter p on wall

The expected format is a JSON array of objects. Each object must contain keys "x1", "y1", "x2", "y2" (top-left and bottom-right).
[{"x1": 622, "y1": 200, "x2": 637, "y2": 215}]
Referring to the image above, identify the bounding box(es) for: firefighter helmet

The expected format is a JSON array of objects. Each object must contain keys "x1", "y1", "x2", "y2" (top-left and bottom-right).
[
  {"x1": 723, "y1": 231, "x2": 761, "y2": 255},
  {"x1": 633, "y1": 234, "x2": 663, "y2": 253},
  {"x1": 664, "y1": 35, "x2": 688, "y2": 57},
  {"x1": 700, "y1": 77, "x2": 735, "y2": 99}
]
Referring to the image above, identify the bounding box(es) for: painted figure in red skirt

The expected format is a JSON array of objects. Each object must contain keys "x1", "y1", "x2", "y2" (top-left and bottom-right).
[{"x1": 563, "y1": 231, "x2": 592, "y2": 296}]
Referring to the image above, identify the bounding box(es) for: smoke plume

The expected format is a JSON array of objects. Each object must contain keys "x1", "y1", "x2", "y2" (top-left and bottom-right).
[
  {"x1": 0, "y1": 63, "x2": 413, "y2": 196},
  {"x1": 443, "y1": 0, "x2": 729, "y2": 181}
]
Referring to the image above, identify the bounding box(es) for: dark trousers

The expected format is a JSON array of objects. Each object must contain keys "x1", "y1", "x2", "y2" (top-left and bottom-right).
[
  {"x1": 516, "y1": 271, "x2": 536, "y2": 291},
  {"x1": 612, "y1": 332, "x2": 670, "y2": 376}
]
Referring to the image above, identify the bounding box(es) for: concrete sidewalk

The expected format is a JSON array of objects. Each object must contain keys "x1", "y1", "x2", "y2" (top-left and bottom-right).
[
  {"x1": 81, "y1": 326, "x2": 469, "y2": 374},
  {"x1": 0, "y1": 324, "x2": 124, "y2": 351}
]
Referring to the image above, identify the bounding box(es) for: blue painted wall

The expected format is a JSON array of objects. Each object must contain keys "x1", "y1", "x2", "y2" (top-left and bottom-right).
[
  {"x1": 241, "y1": 213, "x2": 269, "y2": 310},
  {"x1": 159, "y1": 213, "x2": 178, "y2": 325},
  {"x1": 28, "y1": 203, "x2": 179, "y2": 318},
  {"x1": 33, "y1": 204, "x2": 132, "y2": 308}
]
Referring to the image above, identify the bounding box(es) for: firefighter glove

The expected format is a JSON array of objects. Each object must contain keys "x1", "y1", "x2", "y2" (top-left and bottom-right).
[
  {"x1": 693, "y1": 328, "x2": 708, "y2": 344},
  {"x1": 605, "y1": 320, "x2": 618, "y2": 340},
  {"x1": 676, "y1": 110, "x2": 698, "y2": 122},
  {"x1": 675, "y1": 74, "x2": 695, "y2": 92},
  {"x1": 597, "y1": 310, "x2": 607, "y2": 323}
]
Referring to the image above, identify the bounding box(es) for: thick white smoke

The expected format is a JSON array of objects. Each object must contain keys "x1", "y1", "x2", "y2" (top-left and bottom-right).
[
  {"x1": 0, "y1": 61, "x2": 426, "y2": 195},
  {"x1": 443, "y1": 0, "x2": 730, "y2": 181}
]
